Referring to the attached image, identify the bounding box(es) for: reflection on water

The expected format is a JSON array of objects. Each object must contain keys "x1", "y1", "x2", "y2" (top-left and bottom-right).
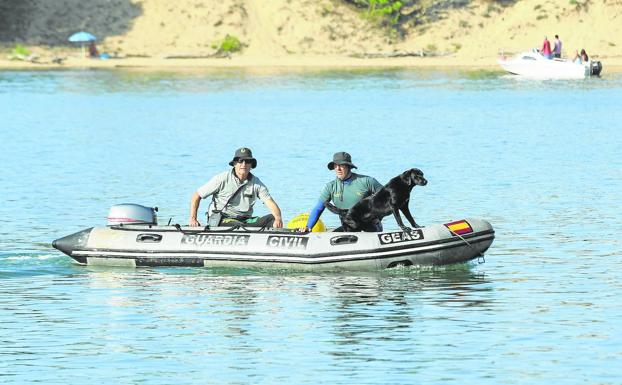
[
  {"x1": 0, "y1": 263, "x2": 494, "y2": 383},
  {"x1": 3, "y1": 68, "x2": 620, "y2": 96},
  {"x1": 1, "y1": 265, "x2": 493, "y2": 372}
]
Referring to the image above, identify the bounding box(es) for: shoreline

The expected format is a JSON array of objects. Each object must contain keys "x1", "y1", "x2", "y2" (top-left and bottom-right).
[{"x1": 2, "y1": 54, "x2": 622, "y2": 72}]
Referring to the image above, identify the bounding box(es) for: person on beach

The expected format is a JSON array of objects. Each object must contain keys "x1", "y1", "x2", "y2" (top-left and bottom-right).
[
  {"x1": 304, "y1": 152, "x2": 383, "y2": 232},
  {"x1": 553, "y1": 35, "x2": 562, "y2": 58},
  {"x1": 88, "y1": 41, "x2": 99, "y2": 58},
  {"x1": 189, "y1": 147, "x2": 283, "y2": 228},
  {"x1": 540, "y1": 36, "x2": 552, "y2": 59}
]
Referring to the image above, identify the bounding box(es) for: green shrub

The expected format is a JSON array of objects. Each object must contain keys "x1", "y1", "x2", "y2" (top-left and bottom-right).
[
  {"x1": 12, "y1": 44, "x2": 30, "y2": 56},
  {"x1": 363, "y1": 0, "x2": 403, "y2": 26},
  {"x1": 219, "y1": 35, "x2": 242, "y2": 53}
]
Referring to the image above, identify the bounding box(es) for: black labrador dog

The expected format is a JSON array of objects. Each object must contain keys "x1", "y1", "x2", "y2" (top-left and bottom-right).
[{"x1": 325, "y1": 168, "x2": 427, "y2": 232}]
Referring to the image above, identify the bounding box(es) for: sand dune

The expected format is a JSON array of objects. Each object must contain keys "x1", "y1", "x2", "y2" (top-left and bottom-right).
[
  {"x1": 1, "y1": 0, "x2": 621, "y2": 68},
  {"x1": 406, "y1": 0, "x2": 622, "y2": 60}
]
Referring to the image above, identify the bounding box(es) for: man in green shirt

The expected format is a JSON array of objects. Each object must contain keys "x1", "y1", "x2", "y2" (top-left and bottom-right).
[{"x1": 305, "y1": 152, "x2": 383, "y2": 231}]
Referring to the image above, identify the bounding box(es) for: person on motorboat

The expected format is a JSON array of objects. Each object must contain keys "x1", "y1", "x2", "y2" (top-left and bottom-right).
[
  {"x1": 304, "y1": 152, "x2": 383, "y2": 232},
  {"x1": 572, "y1": 50, "x2": 581, "y2": 64},
  {"x1": 189, "y1": 147, "x2": 283, "y2": 228},
  {"x1": 540, "y1": 36, "x2": 552, "y2": 59},
  {"x1": 572, "y1": 49, "x2": 590, "y2": 64},
  {"x1": 553, "y1": 35, "x2": 562, "y2": 58}
]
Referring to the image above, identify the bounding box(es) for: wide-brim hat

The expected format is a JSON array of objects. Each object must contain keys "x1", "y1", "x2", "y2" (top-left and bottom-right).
[
  {"x1": 327, "y1": 151, "x2": 357, "y2": 170},
  {"x1": 229, "y1": 147, "x2": 257, "y2": 169}
]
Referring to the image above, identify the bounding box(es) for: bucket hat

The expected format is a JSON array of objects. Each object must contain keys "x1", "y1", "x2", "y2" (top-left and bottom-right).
[
  {"x1": 229, "y1": 147, "x2": 257, "y2": 169},
  {"x1": 327, "y1": 151, "x2": 357, "y2": 170}
]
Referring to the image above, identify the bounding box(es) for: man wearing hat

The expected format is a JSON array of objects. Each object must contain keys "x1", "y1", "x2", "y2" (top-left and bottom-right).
[
  {"x1": 305, "y1": 152, "x2": 382, "y2": 231},
  {"x1": 189, "y1": 147, "x2": 283, "y2": 228}
]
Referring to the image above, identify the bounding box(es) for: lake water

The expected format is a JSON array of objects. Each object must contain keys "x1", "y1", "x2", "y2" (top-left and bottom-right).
[{"x1": 1, "y1": 68, "x2": 621, "y2": 384}]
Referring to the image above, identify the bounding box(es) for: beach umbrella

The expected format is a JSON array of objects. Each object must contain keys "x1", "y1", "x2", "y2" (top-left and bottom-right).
[{"x1": 68, "y1": 31, "x2": 96, "y2": 58}]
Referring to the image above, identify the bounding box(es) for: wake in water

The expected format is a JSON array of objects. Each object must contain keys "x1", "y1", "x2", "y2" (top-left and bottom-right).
[{"x1": 0, "y1": 251, "x2": 75, "y2": 278}]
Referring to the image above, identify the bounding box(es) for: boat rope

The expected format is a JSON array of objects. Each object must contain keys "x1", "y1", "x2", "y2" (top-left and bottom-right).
[
  {"x1": 219, "y1": 223, "x2": 254, "y2": 232},
  {"x1": 171, "y1": 222, "x2": 259, "y2": 233},
  {"x1": 448, "y1": 229, "x2": 485, "y2": 264}
]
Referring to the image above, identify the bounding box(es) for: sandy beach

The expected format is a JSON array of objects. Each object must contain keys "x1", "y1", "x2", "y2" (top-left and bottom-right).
[
  {"x1": 3, "y1": 55, "x2": 622, "y2": 73},
  {"x1": 1, "y1": 0, "x2": 621, "y2": 71}
]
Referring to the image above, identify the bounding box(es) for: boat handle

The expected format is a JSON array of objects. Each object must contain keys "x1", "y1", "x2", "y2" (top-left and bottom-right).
[
  {"x1": 136, "y1": 233, "x2": 162, "y2": 243},
  {"x1": 330, "y1": 235, "x2": 358, "y2": 245}
]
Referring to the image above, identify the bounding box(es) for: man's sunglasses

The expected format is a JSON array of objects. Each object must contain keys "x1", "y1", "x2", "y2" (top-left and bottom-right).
[{"x1": 236, "y1": 159, "x2": 253, "y2": 164}]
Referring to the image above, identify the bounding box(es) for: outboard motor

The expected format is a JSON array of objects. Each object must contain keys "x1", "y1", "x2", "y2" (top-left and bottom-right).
[
  {"x1": 107, "y1": 203, "x2": 158, "y2": 226},
  {"x1": 590, "y1": 61, "x2": 602, "y2": 76}
]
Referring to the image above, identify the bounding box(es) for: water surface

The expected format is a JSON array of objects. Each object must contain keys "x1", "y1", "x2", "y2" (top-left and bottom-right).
[{"x1": 1, "y1": 68, "x2": 621, "y2": 384}]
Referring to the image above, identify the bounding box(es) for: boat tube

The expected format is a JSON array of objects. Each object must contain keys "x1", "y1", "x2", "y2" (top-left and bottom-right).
[{"x1": 52, "y1": 205, "x2": 495, "y2": 270}]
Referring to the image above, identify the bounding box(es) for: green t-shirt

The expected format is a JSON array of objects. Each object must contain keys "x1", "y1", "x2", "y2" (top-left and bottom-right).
[{"x1": 320, "y1": 173, "x2": 383, "y2": 209}]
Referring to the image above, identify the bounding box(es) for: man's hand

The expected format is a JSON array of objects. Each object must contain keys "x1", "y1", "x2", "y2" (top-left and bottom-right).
[
  {"x1": 273, "y1": 216, "x2": 283, "y2": 228},
  {"x1": 189, "y1": 218, "x2": 200, "y2": 227}
]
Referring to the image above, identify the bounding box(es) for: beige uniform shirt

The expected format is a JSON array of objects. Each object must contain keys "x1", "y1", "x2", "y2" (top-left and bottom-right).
[{"x1": 197, "y1": 169, "x2": 272, "y2": 219}]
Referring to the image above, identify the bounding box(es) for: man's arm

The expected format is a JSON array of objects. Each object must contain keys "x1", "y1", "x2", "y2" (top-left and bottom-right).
[
  {"x1": 305, "y1": 200, "x2": 326, "y2": 231},
  {"x1": 304, "y1": 182, "x2": 333, "y2": 231},
  {"x1": 189, "y1": 192, "x2": 202, "y2": 227},
  {"x1": 190, "y1": 172, "x2": 226, "y2": 226},
  {"x1": 264, "y1": 198, "x2": 283, "y2": 228},
  {"x1": 254, "y1": 178, "x2": 283, "y2": 228}
]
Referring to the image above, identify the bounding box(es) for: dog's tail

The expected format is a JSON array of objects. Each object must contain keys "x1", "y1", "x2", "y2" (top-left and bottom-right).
[{"x1": 324, "y1": 202, "x2": 347, "y2": 216}]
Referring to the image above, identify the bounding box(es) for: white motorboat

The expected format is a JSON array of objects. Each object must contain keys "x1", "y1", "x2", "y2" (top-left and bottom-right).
[
  {"x1": 498, "y1": 49, "x2": 602, "y2": 79},
  {"x1": 52, "y1": 204, "x2": 495, "y2": 270}
]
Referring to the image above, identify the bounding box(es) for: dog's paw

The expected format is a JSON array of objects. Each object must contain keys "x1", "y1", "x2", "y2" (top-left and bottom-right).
[{"x1": 400, "y1": 226, "x2": 412, "y2": 234}]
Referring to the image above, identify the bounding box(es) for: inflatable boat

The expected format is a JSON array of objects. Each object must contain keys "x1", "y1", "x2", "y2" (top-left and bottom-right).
[{"x1": 52, "y1": 204, "x2": 495, "y2": 270}]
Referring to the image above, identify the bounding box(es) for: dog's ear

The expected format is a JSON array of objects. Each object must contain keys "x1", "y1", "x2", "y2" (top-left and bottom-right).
[
  {"x1": 399, "y1": 169, "x2": 413, "y2": 185},
  {"x1": 407, "y1": 168, "x2": 418, "y2": 184}
]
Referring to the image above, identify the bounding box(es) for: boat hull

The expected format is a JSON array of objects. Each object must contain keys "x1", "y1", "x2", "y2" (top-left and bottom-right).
[
  {"x1": 53, "y1": 218, "x2": 495, "y2": 270},
  {"x1": 497, "y1": 50, "x2": 595, "y2": 79}
]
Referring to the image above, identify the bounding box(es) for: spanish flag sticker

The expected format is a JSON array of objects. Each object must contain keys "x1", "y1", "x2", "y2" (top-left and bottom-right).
[{"x1": 444, "y1": 220, "x2": 473, "y2": 236}]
